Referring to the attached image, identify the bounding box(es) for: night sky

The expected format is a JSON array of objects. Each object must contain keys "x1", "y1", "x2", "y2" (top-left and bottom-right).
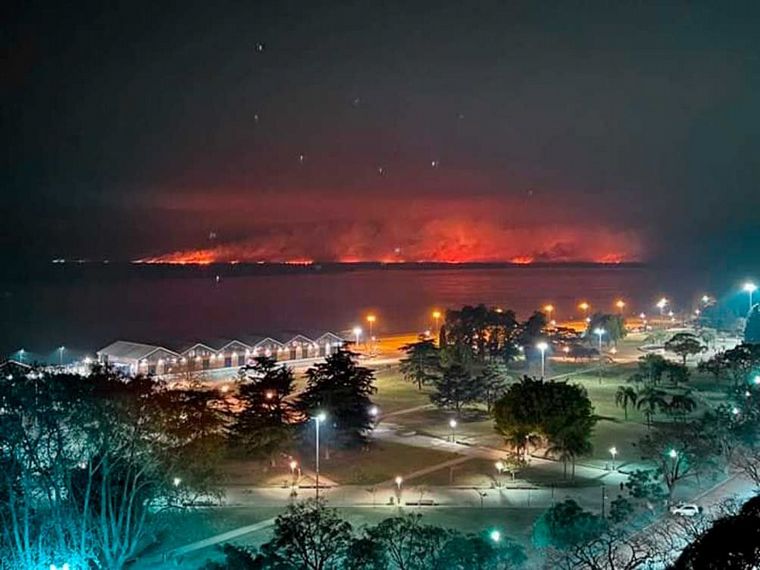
[{"x1": 3, "y1": 1, "x2": 760, "y2": 267}]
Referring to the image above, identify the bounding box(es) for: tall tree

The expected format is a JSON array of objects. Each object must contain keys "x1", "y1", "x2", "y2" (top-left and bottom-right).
[
  {"x1": 297, "y1": 349, "x2": 377, "y2": 448},
  {"x1": 586, "y1": 313, "x2": 627, "y2": 346},
  {"x1": 615, "y1": 385, "x2": 638, "y2": 420},
  {"x1": 430, "y1": 362, "x2": 483, "y2": 413},
  {"x1": 231, "y1": 357, "x2": 296, "y2": 464},
  {"x1": 476, "y1": 362, "x2": 511, "y2": 414},
  {"x1": 664, "y1": 332, "x2": 705, "y2": 366},
  {"x1": 0, "y1": 366, "x2": 224, "y2": 570},
  {"x1": 399, "y1": 338, "x2": 440, "y2": 390},
  {"x1": 493, "y1": 377, "x2": 596, "y2": 470},
  {"x1": 255, "y1": 499, "x2": 353, "y2": 570},
  {"x1": 636, "y1": 385, "x2": 668, "y2": 429},
  {"x1": 363, "y1": 513, "x2": 451, "y2": 570}
]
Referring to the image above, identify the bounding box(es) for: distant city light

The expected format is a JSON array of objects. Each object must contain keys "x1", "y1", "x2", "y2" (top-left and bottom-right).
[{"x1": 489, "y1": 529, "x2": 501, "y2": 542}]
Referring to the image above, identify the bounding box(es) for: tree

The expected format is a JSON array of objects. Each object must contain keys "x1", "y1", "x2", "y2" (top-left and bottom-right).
[
  {"x1": 636, "y1": 385, "x2": 668, "y2": 429},
  {"x1": 608, "y1": 496, "x2": 635, "y2": 524},
  {"x1": 255, "y1": 499, "x2": 353, "y2": 570},
  {"x1": 624, "y1": 469, "x2": 667, "y2": 507},
  {"x1": 665, "y1": 391, "x2": 697, "y2": 422},
  {"x1": 745, "y1": 304, "x2": 760, "y2": 343},
  {"x1": 672, "y1": 495, "x2": 760, "y2": 570},
  {"x1": 664, "y1": 362, "x2": 691, "y2": 386},
  {"x1": 399, "y1": 338, "x2": 440, "y2": 390},
  {"x1": 664, "y1": 332, "x2": 705, "y2": 366},
  {"x1": 493, "y1": 377, "x2": 596, "y2": 475},
  {"x1": 586, "y1": 313, "x2": 627, "y2": 346},
  {"x1": 363, "y1": 513, "x2": 451, "y2": 570},
  {"x1": 639, "y1": 422, "x2": 714, "y2": 502},
  {"x1": 698, "y1": 343, "x2": 760, "y2": 389},
  {"x1": 430, "y1": 363, "x2": 483, "y2": 412},
  {"x1": 615, "y1": 386, "x2": 638, "y2": 420},
  {"x1": 533, "y1": 500, "x2": 606, "y2": 550},
  {"x1": 476, "y1": 362, "x2": 511, "y2": 413},
  {"x1": 231, "y1": 356, "x2": 295, "y2": 464},
  {"x1": 440, "y1": 533, "x2": 526, "y2": 569},
  {"x1": 636, "y1": 353, "x2": 669, "y2": 385},
  {"x1": 440, "y1": 305, "x2": 521, "y2": 363},
  {"x1": 297, "y1": 349, "x2": 377, "y2": 448},
  {"x1": 0, "y1": 366, "x2": 224, "y2": 570}
]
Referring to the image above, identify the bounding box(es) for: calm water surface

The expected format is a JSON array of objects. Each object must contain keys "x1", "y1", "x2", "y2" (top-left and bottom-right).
[{"x1": 0, "y1": 265, "x2": 722, "y2": 360}]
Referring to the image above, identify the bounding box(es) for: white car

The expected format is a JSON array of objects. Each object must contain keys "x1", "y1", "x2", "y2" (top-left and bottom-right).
[{"x1": 670, "y1": 503, "x2": 701, "y2": 517}]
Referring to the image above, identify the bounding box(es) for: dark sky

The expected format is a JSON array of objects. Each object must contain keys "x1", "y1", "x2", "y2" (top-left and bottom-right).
[{"x1": 3, "y1": 1, "x2": 759, "y2": 267}]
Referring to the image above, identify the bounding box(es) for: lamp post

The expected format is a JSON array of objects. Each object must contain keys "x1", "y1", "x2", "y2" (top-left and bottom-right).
[
  {"x1": 579, "y1": 302, "x2": 590, "y2": 320},
  {"x1": 656, "y1": 297, "x2": 668, "y2": 318},
  {"x1": 536, "y1": 341, "x2": 549, "y2": 378},
  {"x1": 432, "y1": 310, "x2": 442, "y2": 333},
  {"x1": 315, "y1": 412, "x2": 326, "y2": 499},
  {"x1": 609, "y1": 446, "x2": 618, "y2": 470},
  {"x1": 543, "y1": 304, "x2": 554, "y2": 323},
  {"x1": 58, "y1": 345, "x2": 65, "y2": 366},
  {"x1": 615, "y1": 299, "x2": 626, "y2": 315},
  {"x1": 449, "y1": 418, "x2": 458, "y2": 443},
  {"x1": 366, "y1": 315, "x2": 376, "y2": 352},
  {"x1": 18, "y1": 348, "x2": 25, "y2": 363},
  {"x1": 743, "y1": 282, "x2": 757, "y2": 313},
  {"x1": 352, "y1": 326, "x2": 362, "y2": 348},
  {"x1": 489, "y1": 529, "x2": 501, "y2": 543},
  {"x1": 593, "y1": 328, "x2": 605, "y2": 352},
  {"x1": 395, "y1": 475, "x2": 403, "y2": 505},
  {"x1": 495, "y1": 461, "x2": 505, "y2": 488}
]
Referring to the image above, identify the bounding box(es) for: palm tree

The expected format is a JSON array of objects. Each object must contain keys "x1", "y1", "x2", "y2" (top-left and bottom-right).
[
  {"x1": 615, "y1": 386, "x2": 638, "y2": 421},
  {"x1": 636, "y1": 386, "x2": 668, "y2": 429},
  {"x1": 503, "y1": 429, "x2": 541, "y2": 463},
  {"x1": 667, "y1": 391, "x2": 697, "y2": 422}
]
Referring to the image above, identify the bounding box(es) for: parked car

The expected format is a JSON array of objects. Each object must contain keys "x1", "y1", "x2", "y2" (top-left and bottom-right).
[{"x1": 670, "y1": 503, "x2": 702, "y2": 517}]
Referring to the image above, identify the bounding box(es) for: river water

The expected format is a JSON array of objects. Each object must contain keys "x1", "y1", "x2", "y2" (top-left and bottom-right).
[{"x1": 0, "y1": 263, "x2": 734, "y2": 361}]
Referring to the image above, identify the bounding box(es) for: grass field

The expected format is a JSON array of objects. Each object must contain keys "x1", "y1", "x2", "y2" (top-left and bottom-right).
[
  {"x1": 319, "y1": 440, "x2": 461, "y2": 485},
  {"x1": 372, "y1": 366, "x2": 432, "y2": 412}
]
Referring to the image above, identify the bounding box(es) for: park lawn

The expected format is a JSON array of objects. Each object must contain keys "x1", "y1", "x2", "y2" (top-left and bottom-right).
[
  {"x1": 319, "y1": 440, "x2": 460, "y2": 485},
  {"x1": 412, "y1": 457, "x2": 502, "y2": 487},
  {"x1": 373, "y1": 367, "x2": 433, "y2": 413},
  {"x1": 387, "y1": 406, "x2": 504, "y2": 448}
]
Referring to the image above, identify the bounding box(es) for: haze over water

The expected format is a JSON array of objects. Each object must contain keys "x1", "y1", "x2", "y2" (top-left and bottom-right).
[{"x1": 0, "y1": 264, "x2": 736, "y2": 360}]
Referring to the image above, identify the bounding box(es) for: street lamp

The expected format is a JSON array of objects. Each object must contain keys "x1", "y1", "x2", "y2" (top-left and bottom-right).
[
  {"x1": 449, "y1": 418, "x2": 458, "y2": 442},
  {"x1": 58, "y1": 345, "x2": 65, "y2": 366},
  {"x1": 536, "y1": 341, "x2": 549, "y2": 378},
  {"x1": 668, "y1": 448, "x2": 678, "y2": 459},
  {"x1": 593, "y1": 328, "x2": 605, "y2": 352},
  {"x1": 578, "y1": 302, "x2": 590, "y2": 319},
  {"x1": 656, "y1": 298, "x2": 668, "y2": 317},
  {"x1": 352, "y1": 326, "x2": 362, "y2": 347},
  {"x1": 432, "y1": 310, "x2": 442, "y2": 332},
  {"x1": 543, "y1": 304, "x2": 554, "y2": 322},
  {"x1": 609, "y1": 446, "x2": 618, "y2": 470},
  {"x1": 489, "y1": 529, "x2": 501, "y2": 543},
  {"x1": 743, "y1": 282, "x2": 757, "y2": 313},
  {"x1": 754, "y1": 376, "x2": 760, "y2": 386},
  {"x1": 18, "y1": 348, "x2": 25, "y2": 363},
  {"x1": 315, "y1": 412, "x2": 326, "y2": 499},
  {"x1": 615, "y1": 299, "x2": 626, "y2": 314},
  {"x1": 366, "y1": 314, "x2": 376, "y2": 344},
  {"x1": 395, "y1": 475, "x2": 403, "y2": 504},
  {"x1": 173, "y1": 477, "x2": 182, "y2": 487}
]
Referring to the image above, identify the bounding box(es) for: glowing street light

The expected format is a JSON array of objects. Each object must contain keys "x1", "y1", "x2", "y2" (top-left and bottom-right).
[
  {"x1": 432, "y1": 310, "x2": 442, "y2": 331},
  {"x1": 593, "y1": 328, "x2": 605, "y2": 352},
  {"x1": 489, "y1": 529, "x2": 501, "y2": 543},
  {"x1": 743, "y1": 282, "x2": 757, "y2": 313},
  {"x1": 668, "y1": 449, "x2": 678, "y2": 459},
  {"x1": 352, "y1": 326, "x2": 362, "y2": 346},
  {"x1": 754, "y1": 376, "x2": 760, "y2": 386},
  {"x1": 615, "y1": 299, "x2": 626, "y2": 314},
  {"x1": 656, "y1": 297, "x2": 668, "y2": 316},
  {"x1": 18, "y1": 348, "x2": 25, "y2": 363},
  {"x1": 578, "y1": 302, "x2": 590, "y2": 318},
  {"x1": 366, "y1": 314, "x2": 376, "y2": 338},
  {"x1": 449, "y1": 418, "x2": 458, "y2": 442},
  {"x1": 543, "y1": 304, "x2": 555, "y2": 321},
  {"x1": 173, "y1": 477, "x2": 182, "y2": 487},
  {"x1": 58, "y1": 345, "x2": 65, "y2": 366},
  {"x1": 314, "y1": 412, "x2": 326, "y2": 498},
  {"x1": 536, "y1": 341, "x2": 549, "y2": 378},
  {"x1": 609, "y1": 446, "x2": 618, "y2": 470}
]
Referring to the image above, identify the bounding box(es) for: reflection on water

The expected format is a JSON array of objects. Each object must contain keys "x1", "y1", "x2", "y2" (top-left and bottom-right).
[{"x1": 0, "y1": 265, "x2": 721, "y2": 357}]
